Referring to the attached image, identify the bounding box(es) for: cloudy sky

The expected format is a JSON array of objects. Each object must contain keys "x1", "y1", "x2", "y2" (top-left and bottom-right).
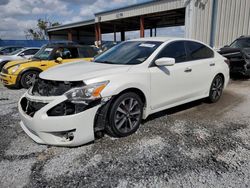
[{"x1": 0, "y1": 0, "x2": 184, "y2": 40}]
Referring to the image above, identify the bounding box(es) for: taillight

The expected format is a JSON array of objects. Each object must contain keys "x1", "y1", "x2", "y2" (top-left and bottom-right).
[{"x1": 224, "y1": 59, "x2": 230, "y2": 66}]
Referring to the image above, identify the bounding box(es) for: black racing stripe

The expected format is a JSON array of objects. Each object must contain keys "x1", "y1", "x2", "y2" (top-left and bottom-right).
[{"x1": 6, "y1": 59, "x2": 40, "y2": 69}]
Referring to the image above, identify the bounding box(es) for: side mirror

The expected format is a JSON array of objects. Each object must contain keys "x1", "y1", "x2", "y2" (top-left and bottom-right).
[
  {"x1": 155, "y1": 57, "x2": 175, "y2": 66},
  {"x1": 224, "y1": 45, "x2": 229, "y2": 48},
  {"x1": 55, "y1": 57, "x2": 63, "y2": 63},
  {"x1": 19, "y1": 53, "x2": 25, "y2": 57}
]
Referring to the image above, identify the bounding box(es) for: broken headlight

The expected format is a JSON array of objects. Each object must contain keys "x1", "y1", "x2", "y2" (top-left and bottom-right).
[{"x1": 65, "y1": 81, "x2": 109, "y2": 104}]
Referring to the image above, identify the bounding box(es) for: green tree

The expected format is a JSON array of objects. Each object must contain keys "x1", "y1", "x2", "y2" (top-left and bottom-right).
[{"x1": 25, "y1": 18, "x2": 60, "y2": 40}]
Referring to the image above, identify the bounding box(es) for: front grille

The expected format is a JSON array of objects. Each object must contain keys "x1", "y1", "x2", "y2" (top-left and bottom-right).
[
  {"x1": 2, "y1": 80, "x2": 8, "y2": 85},
  {"x1": 47, "y1": 99, "x2": 101, "y2": 116},
  {"x1": 32, "y1": 78, "x2": 85, "y2": 96},
  {"x1": 20, "y1": 97, "x2": 48, "y2": 117}
]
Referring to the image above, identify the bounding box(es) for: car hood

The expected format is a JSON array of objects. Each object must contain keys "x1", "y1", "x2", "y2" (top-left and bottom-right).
[
  {"x1": 218, "y1": 47, "x2": 240, "y2": 54},
  {"x1": 218, "y1": 47, "x2": 250, "y2": 59},
  {"x1": 4, "y1": 59, "x2": 38, "y2": 69},
  {"x1": 0, "y1": 55, "x2": 15, "y2": 62},
  {"x1": 39, "y1": 61, "x2": 132, "y2": 81}
]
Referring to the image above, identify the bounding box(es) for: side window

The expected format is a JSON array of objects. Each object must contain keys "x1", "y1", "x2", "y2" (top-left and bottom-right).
[
  {"x1": 156, "y1": 41, "x2": 186, "y2": 63},
  {"x1": 2, "y1": 48, "x2": 11, "y2": 53},
  {"x1": 23, "y1": 49, "x2": 39, "y2": 55},
  {"x1": 78, "y1": 47, "x2": 98, "y2": 58},
  {"x1": 186, "y1": 41, "x2": 214, "y2": 61},
  {"x1": 11, "y1": 48, "x2": 20, "y2": 53},
  {"x1": 2, "y1": 48, "x2": 10, "y2": 53},
  {"x1": 54, "y1": 47, "x2": 79, "y2": 59}
]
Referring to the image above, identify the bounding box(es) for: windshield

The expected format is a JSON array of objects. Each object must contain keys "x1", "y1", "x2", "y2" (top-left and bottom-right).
[
  {"x1": 33, "y1": 47, "x2": 53, "y2": 60},
  {"x1": 94, "y1": 41, "x2": 162, "y2": 65},
  {"x1": 230, "y1": 38, "x2": 250, "y2": 48},
  {"x1": 8, "y1": 49, "x2": 24, "y2": 55}
]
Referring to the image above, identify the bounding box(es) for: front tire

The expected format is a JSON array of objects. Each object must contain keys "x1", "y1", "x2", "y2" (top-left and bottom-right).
[
  {"x1": 20, "y1": 71, "x2": 39, "y2": 89},
  {"x1": 106, "y1": 92, "x2": 143, "y2": 137},
  {"x1": 208, "y1": 74, "x2": 224, "y2": 103}
]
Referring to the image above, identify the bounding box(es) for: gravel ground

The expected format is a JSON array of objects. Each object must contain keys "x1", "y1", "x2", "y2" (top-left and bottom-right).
[{"x1": 0, "y1": 80, "x2": 250, "y2": 188}]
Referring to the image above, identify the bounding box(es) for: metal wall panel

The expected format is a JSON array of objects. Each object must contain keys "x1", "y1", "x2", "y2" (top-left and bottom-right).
[
  {"x1": 96, "y1": 0, "x2": 185, "y2": 22},
  {"x1": 186, "y1": 0, "x2": 250, "y2": 48},
  {"x1": 214, "y1": 0, "x2": 250, "y2": 47},
  {"x1": 186, "y1": 0, "x2": 213, "y2": 45}
]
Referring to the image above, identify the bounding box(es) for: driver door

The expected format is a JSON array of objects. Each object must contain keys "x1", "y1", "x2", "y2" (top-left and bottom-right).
[{"x1": 149, "y1": 41, "x2": 192, "y2": 111}]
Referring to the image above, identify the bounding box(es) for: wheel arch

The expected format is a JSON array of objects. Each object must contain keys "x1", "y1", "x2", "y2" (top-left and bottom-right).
[
  {"x1": 115, "y1": 87, "x2": 147, "y2": 106},
  {"x1": 94, "y1": 87, "x2": 148, "y2": 134},
  {"x1": 0, "y1": 60, "x2": 10, "y2": 69},
  {"x1": 214, "y1": 72, "x2": 225, "y2": 87},
  {"x1": 17, "y1": 67, "x2": 43, "y2": 85}
]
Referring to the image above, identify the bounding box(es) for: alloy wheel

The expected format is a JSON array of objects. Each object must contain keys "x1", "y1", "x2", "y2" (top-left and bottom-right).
[
  {"x1": 211, "y1": 76, "x2": 223, "y2": 101},
  {"x1": 24, "y1": 72, "x2": 37, "y2": 87},
  {"x1": 114, "y1": 97, "x2": 141, "y2": 134}
]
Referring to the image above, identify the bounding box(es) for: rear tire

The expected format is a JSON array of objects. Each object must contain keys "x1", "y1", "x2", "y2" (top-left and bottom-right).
[
  {"x1": 207, "y1": 74, "x2": 224, "y2": 103},
  {"x1": 20, "y1": 71, "x2": 39, "y2": 89},
  {"x1": 105, "y1": 92, "x2": 143, "y2": 137}
]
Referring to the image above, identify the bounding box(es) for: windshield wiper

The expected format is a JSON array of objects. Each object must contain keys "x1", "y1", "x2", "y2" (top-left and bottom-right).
[
  {"x1": 32, "y1": 56, "x2": 41, "y2": 60},
  {"x1": 95, "y1": 60, "x2": 116, "y2": 64}
]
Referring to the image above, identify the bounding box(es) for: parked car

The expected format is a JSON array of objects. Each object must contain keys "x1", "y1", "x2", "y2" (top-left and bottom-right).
[
  {"x1": 0, "y1": 46, "x2": 23, "y2": 55},
  {"x1": 0, "y1": 43, "x2": 98, "y2": 89},
  {"x1": 101, "y1": 41, "x2": 120, "y2": 52},
  {"x1": 218, "y1": 35, "x2": 250, "y2": 77},
  {"x1": 0, "y1": 47, "x2": 40, "y2": 71},
  {"x1": 18, "y1": 38, "x2": 229, "y2": 147}
]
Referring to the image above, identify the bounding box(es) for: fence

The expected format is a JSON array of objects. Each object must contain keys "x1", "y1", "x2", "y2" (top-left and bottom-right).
[{"x1": 0, "y1": 40, "x2": 49, "y2": 47}]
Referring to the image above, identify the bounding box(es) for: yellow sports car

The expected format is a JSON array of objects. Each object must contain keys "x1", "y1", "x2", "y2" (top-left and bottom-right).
[{"x1": 0, "y1": 43, "x2": 98, "y2": 88}]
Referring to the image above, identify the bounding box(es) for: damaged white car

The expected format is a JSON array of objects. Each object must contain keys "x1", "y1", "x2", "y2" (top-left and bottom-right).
[{"x1": 18, "y1": 38, "x2": 229, "y2": 146}]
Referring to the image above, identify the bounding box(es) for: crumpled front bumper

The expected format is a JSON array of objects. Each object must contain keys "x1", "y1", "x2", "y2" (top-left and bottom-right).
[{"x1": 18, "y1": 92, "x2": 100, "y2": 147}]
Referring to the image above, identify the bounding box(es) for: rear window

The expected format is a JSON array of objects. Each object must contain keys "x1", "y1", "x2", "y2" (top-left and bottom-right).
[
  {"x1": 78, "y1": 47, "x2": 98, "y2": 58},
  {"x1": 185, "y1": 41, "x2": 214, "y2": 61}
]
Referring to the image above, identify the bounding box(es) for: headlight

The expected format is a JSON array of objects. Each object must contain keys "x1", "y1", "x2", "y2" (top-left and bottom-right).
[
  {"x1": 11, "y1": 65, "x2": 20, "y2": 74},
  {"x1": 65, "y1": 81, "x2": 109, "y2": 104}
]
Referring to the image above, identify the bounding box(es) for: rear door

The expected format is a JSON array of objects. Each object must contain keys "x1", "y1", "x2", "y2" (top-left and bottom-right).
[{"x1": 185, "y1": 41, "x2": 215, "y2": 96}]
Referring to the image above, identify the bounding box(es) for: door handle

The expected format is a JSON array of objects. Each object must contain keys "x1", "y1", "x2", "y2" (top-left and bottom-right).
[
  {"x1": 184, "y1": 67, "x2": 192, "y2": 72},
  {"x1": 210, "y1": 63, "x2": 215, "y2": 66}
]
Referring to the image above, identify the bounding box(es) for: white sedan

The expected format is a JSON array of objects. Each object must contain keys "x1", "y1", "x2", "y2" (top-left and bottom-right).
[{"x1": 18, "y1": 38, "x2": 229, "y2": 146}]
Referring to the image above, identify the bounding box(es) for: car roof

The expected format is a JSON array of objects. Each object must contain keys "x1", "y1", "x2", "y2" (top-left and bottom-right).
[
  {"x1": 128, "y1": 37, "x2": 205, "y2": 43},
  {"x1": 45, "y1": 43, "x2": 87, "y2": 48},
  {"x1": 239, "y1": 35, "x2": 250, "y2": 39},
  {"x1": 129, "y1": 37, "x2": 178, "y2": 42},
  {"x1": 22, "y1": 47, "x2": 40, "y2": 50},
  {"x1": 129, "y1": 37, "x2": 213, "y2": 46},
  {"x1": 0, "y1": 46, "x2": 23, "y2": 48}
]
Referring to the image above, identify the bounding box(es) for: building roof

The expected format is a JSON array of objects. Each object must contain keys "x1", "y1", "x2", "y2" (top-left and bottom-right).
[
  {"x1": 47, "y1": 0, "x2": 184, "y2": 33},
  {"x1": 95, "y1": 0, "x2": 156, "y2": 15},
  {"x1": 47, "y1": 19, "x2": 95, "y2": 32}
]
